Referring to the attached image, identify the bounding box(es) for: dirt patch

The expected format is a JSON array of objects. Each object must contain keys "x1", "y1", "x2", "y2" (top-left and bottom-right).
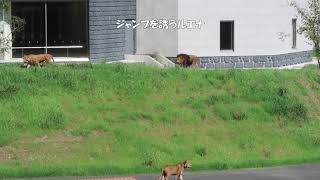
[
  {"x1": 17, "y1": 133, "x2": 83, "y2": 144},
  {"x1": 91, "y1": 130, "x2": 106, "y2": 137},
  {"x1": 35, "y1": 134, "x2": 82, "y2": 143},
  {"x1": 0, "y1": 146, "x2": 16, "y2": 162}
]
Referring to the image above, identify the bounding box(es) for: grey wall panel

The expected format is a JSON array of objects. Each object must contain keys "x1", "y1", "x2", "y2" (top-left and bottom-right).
[{"x1": 89, "y1": 0, "x2": 136, "y2": 61}]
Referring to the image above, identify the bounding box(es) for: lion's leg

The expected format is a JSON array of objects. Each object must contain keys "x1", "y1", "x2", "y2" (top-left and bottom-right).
[
  {"x1": 36, "y1": 62, "x2": 41, "y2": 68},
  {"x1": 27, "y1": 64, "x2": 31, "y2": 69},
  {"x1": 159, "y1": 174, "x2": 165, "y2": 180},
  {"x1": 192, "y1": 61, "x2": 199, "y2": 68},
  {"x1": 175, "y1": 174, "x2": 180, "y2": 180},
  {"x1": 160, "y1": 170, "x2": 167, "y2": 180},
  {"x1": 179, "y1": 174, "x2": 183, "y2": 180}
]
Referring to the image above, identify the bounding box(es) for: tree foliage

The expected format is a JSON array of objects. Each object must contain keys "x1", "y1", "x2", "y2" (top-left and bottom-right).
[
  {"x1": 0, "y1": 0, "x2": 25, "y2": 53},
  {"x1": 0, "y1": 0, "x2": 9, "y2": 10},
  {"x1": 290, "y1": 0, "x2": 320, "y2": 68}
]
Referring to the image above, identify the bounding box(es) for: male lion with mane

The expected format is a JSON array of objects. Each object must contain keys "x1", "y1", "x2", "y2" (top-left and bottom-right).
[
  {"x1": 176, "y1": 54, "x2": 200, "y2": 68},
  {"x1": 23, "y1": 54, "x2": 55, "y2": 68},
  {"x1": 159, "y1": 160, "x2": 192, "y2": 180}
]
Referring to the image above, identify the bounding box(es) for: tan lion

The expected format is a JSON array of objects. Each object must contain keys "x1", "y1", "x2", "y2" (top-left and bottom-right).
[
  {"x1": 23, "y1": 54, "x2": 55, "y2": 68},
  {"x1": 159, "y1": 160, "x2": 192, "y2": 180}
]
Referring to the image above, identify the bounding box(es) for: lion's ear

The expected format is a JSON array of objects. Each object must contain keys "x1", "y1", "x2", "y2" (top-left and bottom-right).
[{"x1": 183, "y1": 160, "x2": 187, "y2": 164}]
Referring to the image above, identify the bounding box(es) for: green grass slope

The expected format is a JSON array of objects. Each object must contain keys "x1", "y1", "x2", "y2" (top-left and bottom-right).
[{"x1": 0, "y1": 64, "x2": 320, "y2": 178}]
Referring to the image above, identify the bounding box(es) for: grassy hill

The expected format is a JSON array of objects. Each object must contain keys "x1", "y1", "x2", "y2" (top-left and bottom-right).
[{"x1": 0, "y1": 63, "x2": 320, "y2": 178}]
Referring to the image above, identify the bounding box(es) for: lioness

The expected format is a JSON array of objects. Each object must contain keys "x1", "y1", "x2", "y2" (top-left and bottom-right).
[
  {"x1": 176, "y1": 54, "x2": 200, "y2": 68},
  {"x1": 159, "y1": 160, "x2": 192, "y2": 180},
  {"x1": 23, "y1": 54, "x2": 55, "y2": 68}
]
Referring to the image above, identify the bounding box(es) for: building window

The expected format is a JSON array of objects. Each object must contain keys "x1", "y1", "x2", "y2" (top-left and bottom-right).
[
  {"x1": 12, "y1": 1, "x2": 88, "y2": 58},
  {"x1": 220, "y1": 21, "x2": 234, "y2": 51},
  {"x1": 292, "y1": 18, "x2": 297, "y2": 49}
]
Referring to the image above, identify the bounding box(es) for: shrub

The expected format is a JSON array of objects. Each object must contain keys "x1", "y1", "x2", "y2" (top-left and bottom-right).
[
  {"x1": 39, "y1": 108, "x2": 66, "y2": 130},
  {"x1": 262, "y1": 148, "x2": 271, "y2": 159},
  {"x1": 71, "y1": 122, "x2": 108, "y2": 137},
  {"x1": 206, "y1": 95, "x2": 219, "y2": 106},
  {"x1": 269, "y1": 87, "x2": 307, "y2": 121},
  {"x1": 0, "y1": 84, "x2": 20, "y2": 97},
  {"x1": 315, "y1": 75, "x2": 320, "y2": 84},
  {"x1": 71, "y1": 127, "x2": 91, "y2": 137},
  {"x1": 0, "y1": 130, "x2": 16, "y2": 147},
  {"x1": 232, "y1": 111, "x2": 247, "y2": 121},
  {"x1": 66, "y1": 62, "x2": 93, "y2": 69},
  {"x1": 310, "y1": 135, "x2": 320, "y2": 146},
  {"x1": 277, "y1": 87, "x2": 287, "y2": 97},
  {"x1": 238, "y1": 136, "x2": 256, "y2": 150},
  {"x1": 198, "y1": 110, "x2": 207, "y2": 120},
  {"x1": 142, "y1": 151, "x2": 159, "y2": 167},
  {"x1": 195, "y1": 146, "x2": 207, "y2": 157}
]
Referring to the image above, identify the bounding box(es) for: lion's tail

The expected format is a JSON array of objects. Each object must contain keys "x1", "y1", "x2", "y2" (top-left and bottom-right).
[{"x1": 51, "y1": 55, "x2": 55, "y2": 62}]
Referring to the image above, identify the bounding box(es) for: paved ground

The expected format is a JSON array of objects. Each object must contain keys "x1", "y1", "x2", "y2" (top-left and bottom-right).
[
  {"x1": 2, "y1": 58, "x2": 318, "y2": 70},
  {"x1": 0, "y1": 57, "x2": 90, "y2": 64},
  {"x1": 276, "y1": 60, "x2": 318, "y2": 69},
  {"x1": 5, "y1": 163, "x2": 320, "y2": 180}
]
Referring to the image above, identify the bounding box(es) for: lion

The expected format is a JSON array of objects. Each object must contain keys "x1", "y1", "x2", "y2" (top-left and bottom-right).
[
  {"x1": 176, "y1": 54, "x2": 200, "y2": 68},
  {"x1": 23, "y1": 54, "x2": 55, "y2": 68},
  {"x1": 159, "y1": 160, "x2": 192, "y2": 180}
]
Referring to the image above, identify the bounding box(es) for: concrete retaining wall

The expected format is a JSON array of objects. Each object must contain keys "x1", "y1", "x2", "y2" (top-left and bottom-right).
[{"x1": 169, "y1": 51, "x2": 312, "y2": 69}]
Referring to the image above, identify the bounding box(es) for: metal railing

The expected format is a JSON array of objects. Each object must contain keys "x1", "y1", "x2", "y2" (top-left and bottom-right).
[{"x1": 12, "y1": 45, "x2": 83, "y2": 58}]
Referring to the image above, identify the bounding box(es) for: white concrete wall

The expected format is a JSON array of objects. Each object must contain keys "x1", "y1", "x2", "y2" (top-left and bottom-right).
[
  {"x1": 136, "y1": 0, "x2": 178, "y2": 57},
  {"x1": 136, "y1": 0, "x2": 312, "y2": 57},
  {"x1": 178, "y1": 0, "x2": 312, "y2": 56}
]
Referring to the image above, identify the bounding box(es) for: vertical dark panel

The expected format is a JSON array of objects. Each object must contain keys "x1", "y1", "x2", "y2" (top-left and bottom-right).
[
  {"x1": 11, "y1": 2, "x2": 46, "y2": 57},
  {"x1": 220, "y1": 21, "x2": 234, "y2": 51},
  {"x1": 47, "y1": 1, "x2": 88, "y2": 57},
  {"x1": 292, "y1": 18, "x2": 297, "y2": 49}
]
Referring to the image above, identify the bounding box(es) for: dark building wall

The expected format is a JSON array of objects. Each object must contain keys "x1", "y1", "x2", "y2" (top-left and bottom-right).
[{"x1": 88, "y1": 0, "x2": 136, "y2": 61}]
